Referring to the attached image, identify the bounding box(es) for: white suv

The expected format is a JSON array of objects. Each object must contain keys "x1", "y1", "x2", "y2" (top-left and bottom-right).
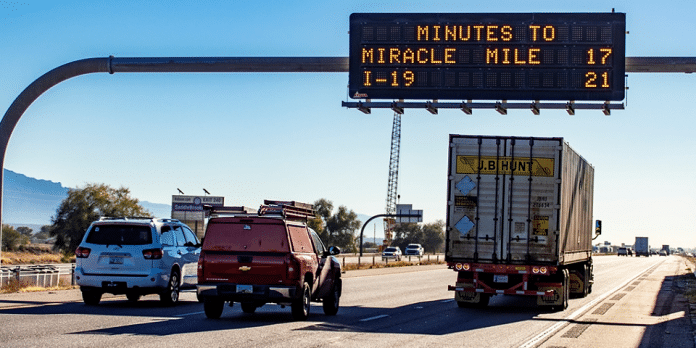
[{"x1": 74, "y1": 217, "x2": 200, "y2": 305}]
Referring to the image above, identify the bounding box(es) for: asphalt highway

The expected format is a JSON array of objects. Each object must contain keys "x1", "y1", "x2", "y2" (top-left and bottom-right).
[{"x1": 0, "y1": 255, "x2": 690, "y2": 347}]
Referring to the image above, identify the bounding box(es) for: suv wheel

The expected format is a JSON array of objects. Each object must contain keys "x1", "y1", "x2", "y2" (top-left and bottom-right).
[
  {"x1": 291, "y1": 282, "x2": 311, "y2": 321},
  {"x1": 81, "y1": 288, "x2": 102, "y2": 306},
  {"x1": 160, "y1": 270, "x2": 180, "y2": 306},
  {"x1": 322, "y1": 278, "x2": 341, "y2": 316},
  {"x1": 204, "y1": 298, "x2": 225, "y2": 319}
]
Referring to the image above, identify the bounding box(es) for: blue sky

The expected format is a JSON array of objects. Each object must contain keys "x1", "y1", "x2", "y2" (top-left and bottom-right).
[{"x1": 1, "y1": 1, "x2": 695, "y2": 249}]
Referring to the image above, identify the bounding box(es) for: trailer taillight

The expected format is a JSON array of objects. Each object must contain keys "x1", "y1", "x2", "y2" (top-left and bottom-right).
[
  {"x1": 532, "y1": 266, "x2": 549, "y2": 275},
  {"x1": 455, "y1": 263, "x2": 470, "y2": 271}
]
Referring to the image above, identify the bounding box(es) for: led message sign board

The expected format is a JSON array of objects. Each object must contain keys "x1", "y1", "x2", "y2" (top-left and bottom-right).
[{"x1": 349, "y1": 13, "x2": 626, "y2": 101}]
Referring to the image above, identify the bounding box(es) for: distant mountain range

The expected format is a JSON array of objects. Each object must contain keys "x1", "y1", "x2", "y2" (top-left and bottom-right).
[
  {"x1": 2, "y1": 169, "x2": 171, "y2": 228},
  {"x1": 2, "y1": 169, "x2": 386, "y2": 238}
]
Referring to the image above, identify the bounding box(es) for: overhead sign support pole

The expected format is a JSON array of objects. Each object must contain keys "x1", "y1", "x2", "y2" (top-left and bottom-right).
[{"x1": 0, "y1": 55, "x2": 695, "y2": 264}]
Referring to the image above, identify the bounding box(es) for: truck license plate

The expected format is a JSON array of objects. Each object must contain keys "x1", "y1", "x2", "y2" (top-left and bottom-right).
[
  {"x1": 493, "y1": 275, "x2": 508, "y2": 283},
  {"x1": 236, "y1": 285, "x2": 253, "y2": 294}
]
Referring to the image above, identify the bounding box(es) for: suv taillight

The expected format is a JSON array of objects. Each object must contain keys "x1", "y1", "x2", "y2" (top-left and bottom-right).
[
  {"x1": 75, "y1": 247, "x2": 91, "y2": 258},
  {"x1": 142, "y1": 248, "x2": 163, "y2": 259}
]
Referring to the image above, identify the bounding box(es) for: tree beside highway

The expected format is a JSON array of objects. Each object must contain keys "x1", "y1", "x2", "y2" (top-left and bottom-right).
[
  {"x1": 49, "y1": 183, "x2": 151, "y2": 253},
  {"x1": 392, "y1": 220, "x2": 445, "y2": 253},
  {"x1": 308, "y1": 198, "x2": 362, "y2": 253}
]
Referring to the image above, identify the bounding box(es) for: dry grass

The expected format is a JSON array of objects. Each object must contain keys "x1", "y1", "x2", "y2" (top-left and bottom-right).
[
  {"x1": 1, "y1": 251, "x2": 66, "y2": 265},
  {"x1": 0, "y1": 279, "x2": 76, "y2": 294}
]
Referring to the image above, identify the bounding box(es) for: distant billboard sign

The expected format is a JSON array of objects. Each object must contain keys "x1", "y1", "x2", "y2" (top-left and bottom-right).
[{"x1": 171, "y1": 195, "x2": 224, "y2": 212}]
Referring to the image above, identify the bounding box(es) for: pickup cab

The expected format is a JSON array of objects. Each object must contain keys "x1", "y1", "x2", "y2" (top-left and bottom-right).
[{"x1": 197, "y1": 201, "x2": 342, "y2": 320}]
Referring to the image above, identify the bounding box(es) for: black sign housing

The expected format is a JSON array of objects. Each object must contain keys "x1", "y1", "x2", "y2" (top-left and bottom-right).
[{"x1": 349, "y1": 13, "x2": 626, "y2": 101}]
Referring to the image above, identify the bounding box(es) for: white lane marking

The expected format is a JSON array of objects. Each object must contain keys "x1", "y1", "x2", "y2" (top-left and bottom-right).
[
  {"x1": 441, "y1": 299, "x2": 455, "y2": 303},
  {"x1": 518, "y1": 260, "x2": 664, "y2": 348},
  {"x1": 175, "y1": 311, "x2": 205, "y2": 317},
  {"x1": 360, "y1": 314, "x2": 389, "y2": 322}
]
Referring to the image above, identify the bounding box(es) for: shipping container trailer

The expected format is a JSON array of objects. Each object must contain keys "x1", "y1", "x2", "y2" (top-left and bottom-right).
[{"x1": 446, "y1": 135, "x2": 597, "y2": 310}]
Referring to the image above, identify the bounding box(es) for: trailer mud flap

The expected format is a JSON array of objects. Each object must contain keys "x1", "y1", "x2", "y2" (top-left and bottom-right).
[
  {"x1": 454, "y1": 282, "x2": 483, "y2": 303},
  {"x1": 536, "y1": 283, "x2": 562, "y2": 306}
]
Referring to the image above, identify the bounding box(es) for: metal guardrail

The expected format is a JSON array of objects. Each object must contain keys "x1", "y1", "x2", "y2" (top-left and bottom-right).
[{"x1": 0, "y1": 264, "x2": 74, "y2": 289}]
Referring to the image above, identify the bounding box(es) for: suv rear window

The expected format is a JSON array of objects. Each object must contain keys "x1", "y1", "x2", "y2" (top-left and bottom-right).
[
  {"x1": 85, "y1": 224, "x2": 152, "y2": 245},
  {"x1": 204, "y1": 220, "x2": 290, "y2": 252}
]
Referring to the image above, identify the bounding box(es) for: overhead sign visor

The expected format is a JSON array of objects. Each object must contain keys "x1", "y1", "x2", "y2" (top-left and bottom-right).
[{"x1": 349, "y1": 13, "x2": 626, "y2": 101}]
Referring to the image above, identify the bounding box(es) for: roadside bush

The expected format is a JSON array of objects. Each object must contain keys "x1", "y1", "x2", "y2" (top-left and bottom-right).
[{"x1": 2, "y1": 225, "x2": 29, "y2": 251}]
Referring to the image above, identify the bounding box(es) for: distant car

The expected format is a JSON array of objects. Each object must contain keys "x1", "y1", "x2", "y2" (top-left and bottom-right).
[
  {"x1": 650, "y1": 250, "x2": 658, "y2": 256},
  {"x1": 659, "y1": 250, "x2": 668, "y2": 256},
  {"x1": 403, "y1": 244, "x2": 424, "y2": 257},
  {"x1": 382, "y1": 246, "x2": 402, "y2": 261},
  {"x1": 74, "y1": 217, "x2": 201, "y2": 306},
  {"x1": 627, "y1": 248, "x2": 633, "y2": 256},
  {"x1": 617, "y1": 247, "x2": 628, "y2": 256}
]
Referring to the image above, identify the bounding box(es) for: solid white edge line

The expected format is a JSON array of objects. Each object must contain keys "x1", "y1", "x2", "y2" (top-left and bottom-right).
[
  {"x1": 360, "y1": 314, "x2": 389, "y2": 322},
  {"x1": 175, "y1": 311, "x2": 206, "y2": 317},
  {"x1": 518, "y1": 260, "x2": 664, "y2": 348}
]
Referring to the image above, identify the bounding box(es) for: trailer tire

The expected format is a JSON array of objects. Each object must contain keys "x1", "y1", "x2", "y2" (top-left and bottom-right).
[{"x1": 559, "y1": 269, "x2": 569, "y2": 311}]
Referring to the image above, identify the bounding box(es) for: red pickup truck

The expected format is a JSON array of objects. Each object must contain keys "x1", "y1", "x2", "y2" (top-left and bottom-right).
[{"x1": 197, "y1": 201, "x2": 342, "y2": 320}]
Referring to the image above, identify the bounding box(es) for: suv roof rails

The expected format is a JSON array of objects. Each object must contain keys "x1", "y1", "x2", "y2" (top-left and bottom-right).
[
  {"x1": 259, "y1": 200, "x2": 315, "y2": 221},
  {"x1": 97, "y1": 216, "x2": 181, "y2": 223}
]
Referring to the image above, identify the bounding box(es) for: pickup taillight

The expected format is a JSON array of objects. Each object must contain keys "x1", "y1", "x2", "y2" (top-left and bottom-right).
[
  {"x1": 286, "y1": 254, "x2": 300, "y2": 281},
  {"x1": 197, "y1": 251, "x2": 205, "y2": 280},
  {"x1": 75, "y1": 247, "x2": 91, "y2": 258},
  {"x1": 142, "y1": 248, "x2": 163, "y2": 259}
]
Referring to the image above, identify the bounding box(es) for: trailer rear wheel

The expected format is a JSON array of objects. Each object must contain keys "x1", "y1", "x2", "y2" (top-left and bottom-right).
[{"x1": 558, "y1": 269, "x2": 569, "y2": 311}]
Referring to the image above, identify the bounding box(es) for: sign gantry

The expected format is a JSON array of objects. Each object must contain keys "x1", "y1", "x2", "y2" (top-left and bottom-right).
[{"x1": 345, "y1": 12, "x2": 626, "y2": 114}]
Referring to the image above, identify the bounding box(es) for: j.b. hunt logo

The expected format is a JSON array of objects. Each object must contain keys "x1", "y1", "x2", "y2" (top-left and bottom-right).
[{"x1": 456, "y1": 155, "x2": 554, "y2": 177}]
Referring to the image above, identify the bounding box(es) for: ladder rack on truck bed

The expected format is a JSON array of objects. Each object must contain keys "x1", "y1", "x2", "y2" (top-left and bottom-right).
[
  {"x1": 204, "y1": 200, "x2": 316, "y2": 221},
  {"x1": 259, "y1": 200, "x2": 316, "y2": 221}
]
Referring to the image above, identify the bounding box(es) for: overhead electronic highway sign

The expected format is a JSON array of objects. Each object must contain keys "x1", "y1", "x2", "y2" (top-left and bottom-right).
[{"x1": 349, "y1": 13, "x2": 626, "y2": 101}]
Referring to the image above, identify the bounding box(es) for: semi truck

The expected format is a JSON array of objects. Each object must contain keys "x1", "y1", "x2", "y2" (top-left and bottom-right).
[
  {"x1": 446, "y1": 135, "x2": 599, "y2": 311},
  {"x1": 634, "y1": 237, "x2": 650, "y2": 257}
]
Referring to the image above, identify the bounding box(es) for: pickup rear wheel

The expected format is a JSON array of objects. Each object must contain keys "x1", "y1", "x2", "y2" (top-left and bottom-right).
[
  {"x1": 323, "y1": 278, "x2": 341, "y2": 316},
  {"x1": 204, "y1": 298, "x2": 224, "y2": 319},
  {"x1": 291, "y1": 282, "x2": 311, "y2": 321}
]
